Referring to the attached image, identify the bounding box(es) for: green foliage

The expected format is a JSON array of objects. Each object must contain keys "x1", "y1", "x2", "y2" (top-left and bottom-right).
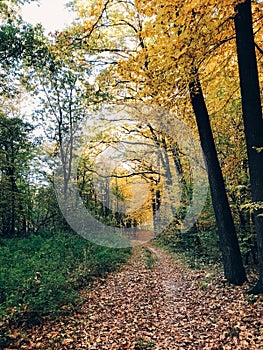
[
  {"x1": 156, "y1": 193, "x2": 258, "y2": 270},
  {"x1": 135, "y1": 338, "x2": 155, "y2": 349},
  {"x1": 156, "y1": 198, "x2": 221, "y2": 269},
  {"x1": 0, "y1": 113, "x2": 35, "y2": 236},
  {"x1": 142, "y1": 247, "x2": 156, "y2": 269},
  {"x1": 87, "y1": 246, "x2": 131, "y2": 277},
  {"x1": 0, "y1": 231, "x2": 131, "y2": 319},
  {"x1": 158, "y1": 224, "x2": 219, "y2": 258}
]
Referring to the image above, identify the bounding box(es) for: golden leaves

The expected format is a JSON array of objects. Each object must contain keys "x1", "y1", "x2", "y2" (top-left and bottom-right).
[{"x1": 112, "y1": 0, "x2": 248, "y2": 112}]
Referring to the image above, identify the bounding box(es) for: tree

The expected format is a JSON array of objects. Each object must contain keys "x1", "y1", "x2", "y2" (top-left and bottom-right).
[
  {"x1": 0, "y1": 0, "x2": 48, "y2": 99},
  {"x1": 189, "y1": 71, "x2": 246, "y2": 285},
  {"x1": 87, "y1": 0, "x2": 247, "y2": 284},
  {"x1": 24, "y1": 41, "x2": 94, "y2": 200},
  {"x1": 0, "y1": 113, "x2": 33, "y2": 236},
  {"x1": 76, "y1": 118, "x2": 162, "y2": 236},
  {"x1": 234, "y1": 0, "x2": 263, "y2": 293}
]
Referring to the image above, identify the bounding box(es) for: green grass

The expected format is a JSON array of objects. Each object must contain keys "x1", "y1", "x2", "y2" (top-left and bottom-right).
[
  {"x1": 135, "y1": 338, "x2": 155, "y2": 349},
  {"x1": 142, "y1": 247, "x2": 156, "y2": 269},
  {"x1": 0, "y1": 231, "x2": 131, "y2": 319}
]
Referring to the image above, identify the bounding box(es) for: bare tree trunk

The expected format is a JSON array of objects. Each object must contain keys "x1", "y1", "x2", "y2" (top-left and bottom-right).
[
  {"x1": 234, "y1": 0, "x2": 263, "y2": 293},
  {"x1": 189, "y1": 71, "x2": 247, "y2": 286}
]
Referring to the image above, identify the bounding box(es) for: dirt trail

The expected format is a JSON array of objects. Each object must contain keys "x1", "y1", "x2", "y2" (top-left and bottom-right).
[{"x1": 9, "y1": 244, "x2": 263, "y2": 349}]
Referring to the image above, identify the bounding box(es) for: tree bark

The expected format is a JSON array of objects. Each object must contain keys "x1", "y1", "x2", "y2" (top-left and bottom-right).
[
  {"x1": 234, "y1": 0, "x2": 263, "y2": 293},
  {"x1": 189, "y1": 71, "x2": 247, "y2": 285}
]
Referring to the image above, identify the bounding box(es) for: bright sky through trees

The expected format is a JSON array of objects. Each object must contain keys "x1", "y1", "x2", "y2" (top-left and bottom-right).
[
  {"x1": 20, "y1": 1, "x2": 76, "y2": 128},
  {"x1": 21, "y1": 0, "x2": 74, "y2": 33}
]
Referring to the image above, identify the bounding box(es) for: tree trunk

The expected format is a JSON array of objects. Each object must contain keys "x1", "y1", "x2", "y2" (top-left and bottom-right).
[
  {"x1": 189, "y1": 72, "x2": 247, "y2": 285},
  {"x1": 151, "y1": 188, "x2": 161, "y2": 237},
  {"x1": 234, "y1": 0, "x2": 263, "y2": 293},
  {"x1": 10, "y1": 173, "x2": 16, "y2": 235}
]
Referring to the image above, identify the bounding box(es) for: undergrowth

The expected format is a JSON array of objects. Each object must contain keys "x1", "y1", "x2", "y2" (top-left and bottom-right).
[{"x1": 0, "y1": 230, "x2": 131, "y2": 347}]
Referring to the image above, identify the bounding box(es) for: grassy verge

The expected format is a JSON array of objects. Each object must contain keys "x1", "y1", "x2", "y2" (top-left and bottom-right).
[
  {"x1": 152, "y1": 230, "x2": 221, "y2": 271},
  {"x1": 0, "y1": 230, "x2": 131, "y2": 345},
  {"x1": 152, "y1": 237, "x2": 259, "y2": 290},
  {"x1": 151, "y1": 236, "x2": 221, "y2": 280},
  {"x1": 142, "y1": 247, "x2": 156, "y2": 269}
]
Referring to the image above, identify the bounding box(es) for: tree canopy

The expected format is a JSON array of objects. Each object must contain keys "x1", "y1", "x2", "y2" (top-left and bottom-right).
[{"x1": 0, "y1": 0, "x2": 263, "y2": 291}]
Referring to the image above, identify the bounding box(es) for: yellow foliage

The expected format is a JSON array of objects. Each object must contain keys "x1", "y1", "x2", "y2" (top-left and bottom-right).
[{"x1": 70, "y1": 0, "x2": 263, "y2": 188}]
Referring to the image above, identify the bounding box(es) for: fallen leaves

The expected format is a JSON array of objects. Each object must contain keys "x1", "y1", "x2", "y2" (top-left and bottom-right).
[{"x1": 3, "y1": 245, "x2": 263, "y2": 349}]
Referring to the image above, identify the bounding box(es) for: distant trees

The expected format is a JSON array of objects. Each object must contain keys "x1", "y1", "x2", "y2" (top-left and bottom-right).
[
  {"x1": 26, "y1": 55, "x2": 90, "y2": 200},
  {"x1": 0, "y1": 114, "x2": 33, "y2": 236},
  {"x1": 75, "y1": 120, "x2": 162, "y2": 235},
  {"x1": 0, "y1": 1, "x2": 63, "y2": 236}
]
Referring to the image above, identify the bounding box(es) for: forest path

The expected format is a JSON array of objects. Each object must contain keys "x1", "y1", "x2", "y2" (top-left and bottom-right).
[{"x1": 10, "y1": 244, "x2": 263, "y2": 350}]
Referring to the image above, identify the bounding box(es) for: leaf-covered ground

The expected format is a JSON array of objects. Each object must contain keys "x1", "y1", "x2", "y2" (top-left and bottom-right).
[{"x1": 5, "y1": 245, "x2": 263, "y2": 349}]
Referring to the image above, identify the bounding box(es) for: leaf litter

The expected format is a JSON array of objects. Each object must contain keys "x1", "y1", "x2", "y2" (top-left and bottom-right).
[{"x1": 4, "y1": 245, "x2": 263, "y2": 349}]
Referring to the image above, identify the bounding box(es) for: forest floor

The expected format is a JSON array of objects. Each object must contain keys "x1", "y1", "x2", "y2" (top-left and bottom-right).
[{"x1": 4, "y1": 244, "x2": 263, "y2": 350}]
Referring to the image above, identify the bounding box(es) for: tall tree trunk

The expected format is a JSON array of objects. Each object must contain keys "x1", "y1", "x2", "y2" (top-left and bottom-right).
[
  {"x1": 189, "y1": 71, "x2": 247, "y2": 285},
  {"x1": 234, "y1": 0, "x2": 263, "y2": 293},
  {"x1": 9, "y1": 142, "x2": 16, "y2": 235},
  {"x1": 151, "y1": 188, "x2": 161, "y2": 237},
  {"x1": 10, "y1": 172, "x2": 16, "y2": 235}
]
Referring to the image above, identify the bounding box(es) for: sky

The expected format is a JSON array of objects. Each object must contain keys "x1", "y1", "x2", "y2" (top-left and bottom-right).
[{"x1": 21, "y1": 0, "x2": 75, "y2": 33}]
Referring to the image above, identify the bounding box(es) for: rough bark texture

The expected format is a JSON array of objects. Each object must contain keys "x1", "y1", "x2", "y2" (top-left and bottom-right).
[
  {"x1": 234, "y1": 0, "x2": 263, "y2": 294},
  {"x1": 189, "y1": 73, "x2": 247, "y2": 286}
]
